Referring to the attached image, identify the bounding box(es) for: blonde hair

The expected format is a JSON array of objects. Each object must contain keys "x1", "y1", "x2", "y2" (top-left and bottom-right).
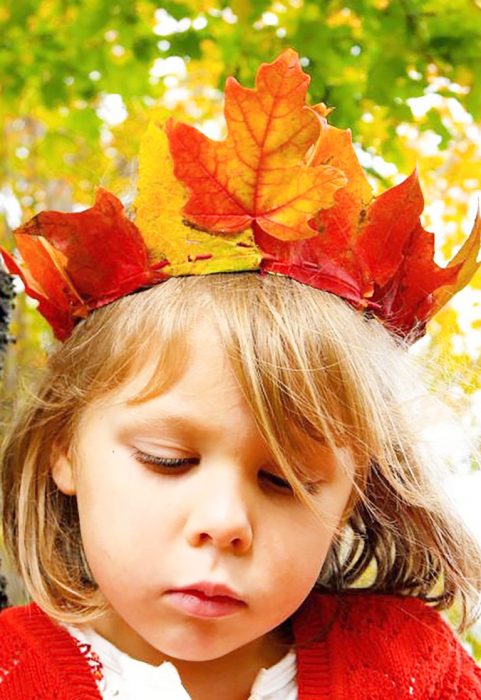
[{"x1": 2, "y1": 273, "x2": 481, "y2": 629}]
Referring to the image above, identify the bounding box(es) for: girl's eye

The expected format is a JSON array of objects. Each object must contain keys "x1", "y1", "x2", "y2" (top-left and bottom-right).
[
  {"x1": 259, "y1": 470, "x2": 293, "y2": 493},
  {"x1": 132, "y1": 448, "x2": 198, "y2": 472},
  {"x1": 261, "y1": 471, "x2": 322, "y2": 496},
  {"x1": 131, "y1": 449, "x2": 320, "y2": 495}
]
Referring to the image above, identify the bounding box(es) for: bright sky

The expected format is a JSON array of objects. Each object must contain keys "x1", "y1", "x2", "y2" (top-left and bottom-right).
[{"x1": 446, "y1": 471, "x2": 481, "y2": 545}]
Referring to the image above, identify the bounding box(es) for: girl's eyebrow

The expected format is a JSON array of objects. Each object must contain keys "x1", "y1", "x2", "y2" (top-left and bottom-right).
[{"x1": 124, "y1": 410, "x2": 208, "y2": 435}]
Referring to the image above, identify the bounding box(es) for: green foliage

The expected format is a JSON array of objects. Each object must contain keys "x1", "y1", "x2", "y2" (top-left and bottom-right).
[{"x1": 1, "y1": 0, "x2": 481, "y2": 168}]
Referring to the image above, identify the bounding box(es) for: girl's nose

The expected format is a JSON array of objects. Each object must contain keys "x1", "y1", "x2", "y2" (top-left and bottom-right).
[{"x1": 183, "y1": 472, "x2": 254, "y2": 554}]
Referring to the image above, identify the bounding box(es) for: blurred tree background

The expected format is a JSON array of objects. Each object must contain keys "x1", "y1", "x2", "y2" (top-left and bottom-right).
[{"x1": 1, "y1": 0, "x2": 481, "y2": 651}]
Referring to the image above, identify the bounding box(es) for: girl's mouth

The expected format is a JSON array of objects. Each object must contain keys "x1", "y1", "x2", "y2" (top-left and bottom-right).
[{"x1": 164, "y1": 585, "x2": 247, "y2": 619}]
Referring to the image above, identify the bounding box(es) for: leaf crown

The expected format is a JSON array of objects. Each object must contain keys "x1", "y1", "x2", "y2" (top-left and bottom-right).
[{"x1": 1, "y1": 49, "x2": 479, "y2": 342}]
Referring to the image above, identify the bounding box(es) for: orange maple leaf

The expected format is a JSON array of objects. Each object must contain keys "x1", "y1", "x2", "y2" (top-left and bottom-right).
[{"x1": 166, "y1": 49, "x2": 347, "y2": 241}]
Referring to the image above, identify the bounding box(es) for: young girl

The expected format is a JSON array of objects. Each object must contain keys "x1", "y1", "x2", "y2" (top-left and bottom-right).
[{"x1": 1, "y1": 49, "x2": 481, "y2": 699}]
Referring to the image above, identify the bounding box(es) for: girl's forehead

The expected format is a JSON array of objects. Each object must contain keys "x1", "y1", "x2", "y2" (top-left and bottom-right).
[
  {"x1": 90, "y1": 319, "x2": 234, "y2": 404},
  {"x1": 83, "y1": 337, "x2": 254, "y2": 432},
  {"x1": 129, "y1": 345, "x2": 240, "y2": 406}
]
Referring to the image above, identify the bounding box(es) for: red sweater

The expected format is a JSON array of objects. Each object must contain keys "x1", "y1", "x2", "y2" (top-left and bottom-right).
[{"x1": 0, "y1": 592, "x2": 480, "y2": 698}]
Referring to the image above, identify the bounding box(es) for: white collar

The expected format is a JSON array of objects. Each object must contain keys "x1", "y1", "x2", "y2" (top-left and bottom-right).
[{"x1": 65, "y1": 623, "x2": 296, "y2": 699}]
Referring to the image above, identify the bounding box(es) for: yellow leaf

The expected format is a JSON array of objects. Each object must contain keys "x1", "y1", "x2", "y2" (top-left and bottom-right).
[{"x1": 133, "y1": 121, "x2": 262, "y2": 276}]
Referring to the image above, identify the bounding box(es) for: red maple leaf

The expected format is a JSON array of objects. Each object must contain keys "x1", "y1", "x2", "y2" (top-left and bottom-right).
[
  {"x1": 1, "y1": 188, "x2": 168, "y2": 340},
  {"x1": 258, "y1": 115, "x2": 480, "y2": 340}
]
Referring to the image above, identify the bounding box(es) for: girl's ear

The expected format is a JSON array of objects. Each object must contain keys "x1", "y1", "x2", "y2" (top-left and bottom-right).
[{"x1": 51, "y1": 447, "x2": 77, "y2": 496}]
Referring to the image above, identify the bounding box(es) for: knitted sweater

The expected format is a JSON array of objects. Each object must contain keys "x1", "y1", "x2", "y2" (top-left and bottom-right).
[{"x1": 0, "y1": 592, "x2": 480, "y2": 699}]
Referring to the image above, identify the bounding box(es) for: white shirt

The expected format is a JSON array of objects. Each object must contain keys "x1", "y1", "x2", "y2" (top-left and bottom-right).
[{"x1": 65, "y1": 624, "x2": 298, "y2": 699}]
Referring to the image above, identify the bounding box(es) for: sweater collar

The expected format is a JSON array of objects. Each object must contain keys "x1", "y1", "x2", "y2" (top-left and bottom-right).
[
  {"x1": 4, "y1": 591, "x2": 336, "y2": 699},
  {"x1": 2, "y1": 602, "x2": 102, "y2": 699}
]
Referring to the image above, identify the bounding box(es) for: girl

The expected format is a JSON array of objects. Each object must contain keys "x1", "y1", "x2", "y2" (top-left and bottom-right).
[{"x1": 1, "y1": 49, "x2": 481, "y2": 699}]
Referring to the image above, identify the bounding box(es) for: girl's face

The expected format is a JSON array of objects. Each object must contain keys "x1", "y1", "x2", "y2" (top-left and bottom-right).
[{"x1": 53, "y1": 320, "x2": 354, "y2": 666}]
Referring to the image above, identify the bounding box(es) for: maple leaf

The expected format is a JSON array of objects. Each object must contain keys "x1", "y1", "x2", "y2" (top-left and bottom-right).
[
  {"x1": 255, "y1": 117, "x2": 374, "y2": 301},
  {"x1": 1, "y1": 239, "x2": 82, "y2": 341},
  {"x1": 375, "y1": 210, "x2": 481, "y2": 340},
  {"x1": 134, "y1": 121, "x2": 262, "y2": 276},
  {"x1": 0, "y1": 189, "x2": 168, "y2": 340},
  {"x1": 431, "y1": 208, "x2": 481, "y2": 314},
  {"x1": 258, "y1": 121, "x2": 481, "y2": 341},
  {"x1": 166, "y1": 49, "x2": 347, "y2": 241},
  {"x1": 360, "y1": 173, "x2": 481, "y2": 339}
]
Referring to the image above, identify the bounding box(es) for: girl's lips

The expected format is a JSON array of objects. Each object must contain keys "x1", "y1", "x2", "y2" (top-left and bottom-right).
[
  {"x1": 164, "y1": 589, "x2": 247, "y2": 619},
  {"x1": 173, "y1": 580, "x2": 244, "y2": 600}
]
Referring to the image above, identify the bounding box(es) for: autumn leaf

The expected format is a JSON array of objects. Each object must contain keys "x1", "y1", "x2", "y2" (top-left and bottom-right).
[
  {"x1": 1, "y1": 239, "x2": 83, "y2": 342},
  {"x1": 369, "y1": 221, "x2": 460, "y2": 340},
  {"x1": 255, "y1": 118, "x2": 375, "y2": 302},
  {"x1": 0, "y1": 189, "x2": 168, "y2": 340},
  {"x1": 431, "y1": 209, "x2": 481, "y2": 314},
  {"x1": 308, "y1": 109, "x2": 374, "y2": 247},
  {"x1": 361, "y1": 175, "x2": 481, "y2": 339},
  {"x1": 134, "y1": 120, "x2": 262, "y2": 276},
  {"x1": 258, "y1": 134, "x2": 480, "y2": 340},
  {"x1": 166, "y1": 49, "x2": 347, "y2": 241}
]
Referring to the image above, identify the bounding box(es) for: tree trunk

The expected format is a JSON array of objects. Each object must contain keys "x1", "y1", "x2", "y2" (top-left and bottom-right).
[
  {"x1": 0, "y1": 265, "x2": 14, "y2": 609},
  {"x1": 0, "y1": 266, "x2": 14, "y2": 373}
]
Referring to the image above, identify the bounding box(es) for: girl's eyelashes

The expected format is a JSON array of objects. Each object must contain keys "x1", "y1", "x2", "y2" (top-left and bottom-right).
[
  {"x1": 131, "y1": 448, "x2": 198, "y2": 470},
  {"x1": 130, "y1": 448, "x2": 321, "y2": 496}
]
